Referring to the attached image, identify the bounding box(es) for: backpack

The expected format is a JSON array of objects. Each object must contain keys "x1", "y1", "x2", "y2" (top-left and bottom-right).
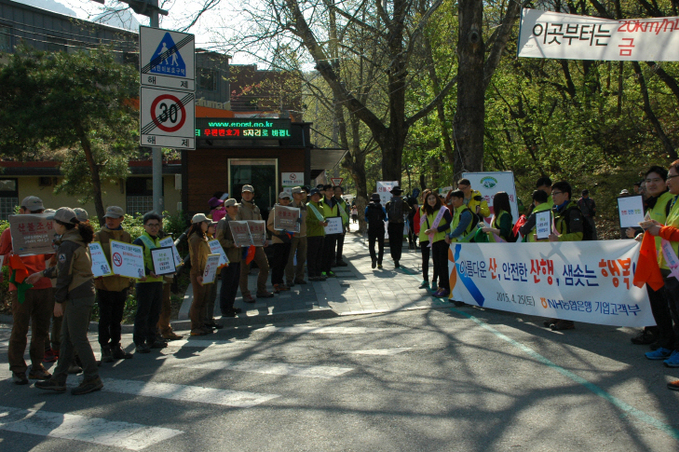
[
  {"x1": 563, "y1": 205, "x2": 595, "y2": 240},
  {"x1": 386, "y1": 197, "x2": 404, "y2": 223}
]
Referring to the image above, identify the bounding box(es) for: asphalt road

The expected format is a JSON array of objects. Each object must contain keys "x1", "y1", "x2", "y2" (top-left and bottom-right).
[{"x1": 1, "y1": 306, "x2": 679, "y2": 451}]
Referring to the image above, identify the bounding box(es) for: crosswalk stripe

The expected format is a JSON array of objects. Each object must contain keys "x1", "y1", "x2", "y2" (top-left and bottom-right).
[
  {"x1": 90, "y1": 378, "x2": 278, "y2": 408},
  {"x1": 0, "y1": 405, "x2": 182, "y2": 451},
  {"x1": 256, "y1": 326, "x2": 404, "y2": 334},
  {"x1": 178, "y1": 360, "x2": 353, "y2": 379},
  {"x1": 343, "y1": 347, "x2": 413, "y2": 356}
]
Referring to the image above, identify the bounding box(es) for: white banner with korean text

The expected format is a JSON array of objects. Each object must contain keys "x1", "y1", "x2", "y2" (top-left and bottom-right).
[
  {"x1": 518, "y1": 8, "x2": 679, "y2": 62},
  {"x1": 461, "y1": 171, "x2": 519, "y2": 222},
  {"x1": 448, "y1": 240, "x2": 654, "y2": 327}
]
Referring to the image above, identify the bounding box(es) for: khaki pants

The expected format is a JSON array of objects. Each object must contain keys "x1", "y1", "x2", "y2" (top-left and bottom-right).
[
  {"x1": 8, "y1": 288, "x2": 54, "y2": 374},
  {"x1": 285, "y1": 236, "x2": 307, "y2": 283},
  {"x1": 239, "y1": 247, "x2": 269, "y2": 297}
]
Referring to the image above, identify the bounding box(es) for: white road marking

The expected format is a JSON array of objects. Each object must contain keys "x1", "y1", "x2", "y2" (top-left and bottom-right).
[
  {"x1": 0, "y1": 405, "x2": 182, "y2": 451},
  {"x1": 93, "y1": 378, "x2": 278, "y2": 408},
  {"x1": 343, "y1": 347, "x2": 413, "y2": 355},
  {"x1": 179, "y1": 360, "x2": 353, "y2": 379}
]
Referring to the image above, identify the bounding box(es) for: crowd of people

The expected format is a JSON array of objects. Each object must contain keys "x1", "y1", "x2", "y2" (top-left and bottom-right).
[{"x1": 5, "y1": 161, "x2": 679, "y2": 394}]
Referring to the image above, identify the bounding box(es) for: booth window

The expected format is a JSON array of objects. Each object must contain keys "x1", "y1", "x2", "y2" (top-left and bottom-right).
[
  {"x1": 0, "y1": 179, "x2": 18, "y2": 220},
  {"x1": 126, "y1": 177, "x2": 161, "y2": 215}
]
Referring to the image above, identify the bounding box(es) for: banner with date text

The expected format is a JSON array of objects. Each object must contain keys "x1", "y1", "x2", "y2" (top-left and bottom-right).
[{"x1": 448, "y1": 240, "x2": 654, "y2": 327}]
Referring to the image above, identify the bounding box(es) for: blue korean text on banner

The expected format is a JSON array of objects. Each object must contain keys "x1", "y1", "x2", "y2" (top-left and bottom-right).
[{"x1": 150, "y1": 33, "x2": 187, "y2": 77}]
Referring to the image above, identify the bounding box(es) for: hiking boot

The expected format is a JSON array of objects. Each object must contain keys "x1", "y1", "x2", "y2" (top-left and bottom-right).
[
  {"x1": 418, "y1": 280, "x2": 429, "y2": 289},
  {"x1": 667, "y1": 379, "x2": 679, "y2": 391},
  {"x1": 645, "y1": 347, "x2": 673, "y2": 360},
  {"x1": 149, "y1": 340, "x2": 168, "y2": 349},
  {"x1": 35, "y1": 377, "x2": 66, "y2": 392},
  {"x1": 135, "y1": 343, "x2": 151, "y2": 354},
  {"x1": 28, "y1": 366, "x2": 52, "y2": 380},
  {"x1": 273, "y1": 284, "x2": 283, "y2": 293},
  {"x1": 111, "y1": 345, "x2": 133, "y2": 360},
  {"x1": 101, "y1": 345, "x2": 114, "y2": 363},
  {"x1": 243, "y1": 294, "x2": 256, "y2": 303},
  {"x1": 161, "y1": 331, "x2": 183, "y2": 341},
  {"x1": 631, "y1": 329, "x2": 657, "y2": 345},
  {"x1": 663, "y1": 350, "x2": 679, "y2": 368},
  {"x1": 71, "y1": 376, "x2": 103, "y2": 395},
  {"x1": 12, "y1": 371, "x2": 28, "y2": 385}
]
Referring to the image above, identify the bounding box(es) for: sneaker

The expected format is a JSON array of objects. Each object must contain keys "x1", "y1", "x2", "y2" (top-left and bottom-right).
[
  {"x1": 451, "y1": 300, "x2": 466, "y2": 307},
  {"x1": 645, "y1": 347, "x2": 673, "y2": 360},
  {"x1": 328, "y1": 271, "x2": 337, "y2": 277},
  {"x1": 418, "y1": 281, "x2": 429, "y2": 289},
  {"x1": 335, "y1": 260, "x2": 348, "y2": 267},
  {"x1": 294, "y1": 279, "x2": 307, "y2": 285},
  {"x1": 434, "y1": 289, "x2": 449, "y2": 298},
  {"x1": 664, "y1": 350, "x2": 679, "y2": 368},
  {"x1": 28, "y1": 366, "x2": 52, "y2": 380},
  {"x1": 257, "y1": 291, "x2": 274, "y2": 298},
  {"x1": 149, "y1": 340, "x2": 168, "y2": 349},
  {"x1": 395, "y1": 261, "x2": 400, "y2": 268},
  {"x1": 111, "y1": 345, "x2": 133, "y2": 360},
  {"x1": 71, "y1": 376, "x2": 103, "y2": 395},
  {"x1": 243, "y1": 294, "x2": 256, "y2": 303},
  {"x1": 273, "y1": 284, "x2": 283, "y2": 294},
  {"x1": 101, "y1": 346, "x2": 114, "y2": 363},
  {"x1": 377, "y1": 264, "x2": 383, "y2": 269},
  {"x1": 667, "y1": 379, "x2": 679, "y2": 391},
  {"x1": 321, "y1": 272, "x2": 327, "y2": 277},
  {"x1": 372, "y1": 260, "x2": 376, "y2": 269},
  {"x1": 161, "y1": 331, "x2": 183, "y2": 341},
  {"x1": 43, "y1": 348, "x2": 59, "y2": 363},
  {"x1": 12, "y1": 371, "x2": 28, "y2": 385},
  {"x1": 631, "y1": 329, "x2": 657, "y2": 345},
  {"x1": 135, "y1": 343, "x2": 151, "y2": 354},
  {"x1": 35, "y1": 377, "x2": 67, "y2": 392},
  {"x1": 550, "y1": 320, "x2": 575, "y2": 331},
  {"x1": 431, "y1": 282, "x2": 438, "y2": 291}
]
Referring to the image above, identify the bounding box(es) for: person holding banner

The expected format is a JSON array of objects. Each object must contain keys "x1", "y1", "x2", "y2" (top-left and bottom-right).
[
  {"x1": 365, "y1": 193, "x2": 388, "y2": 269},
  {"x1": 0, "y1": 196, "x2": 54, "y2": 385},
  {"x1": 216, "y1": 198, "x2": 244, "y2": 317},
  {"x1": 28, "y1": 207, "x2": 103, "y2": 395},
  {"x1": 131, "y1": 212, "x2": 166, "y2": 354},
  {"x1": 93, "y1": 206, "x2": 134, "y2": 363},
  {"x1": 237, "y1": 184, "x2": 273, "y2": 301},
  {"x1": 285, "y1": 186, "x2": 308, "y2": 287},
  {"x1": 267, "y1": 192, "x2": 294, "y2": 293},
  {"x1": 187, "y1": 213, "x2": 214, "y2": 336},
  {"x1": 456, "y1": 179, "x2": 490, "y2": 220},
  {"x1": 333, "y1": 186, "x2": 350, "y2": 267},
  {"x1": 424, "y1": 192, "x2": 453, "y2": 298},
  {"x1": 628, "y1": 166, "x2": 673, "y2": 347},
  {"x1": 480, "y1": 192, "x2": 513, "y2": 242},
  {"x1": 544, "y1": 181, "x2": 584, "y2": 331},
  {"x1": 321, "y1": 184, "x2": 341, "y2": 277},
  {"x1": 643, "y1": 160, "x2": 679, "y2": 370},
  {"x1": 204, "y1": 220, "x2": 223, "y2": 329},
  {"x1": 414, "y1": 189, "x2": 434, "y2": 289},
  {"x1": 306, "y1": 188, "x2": 328, "y2": 281},
  {"x1": 519, "y1": 190, "x2": 551, "y2": 242}
]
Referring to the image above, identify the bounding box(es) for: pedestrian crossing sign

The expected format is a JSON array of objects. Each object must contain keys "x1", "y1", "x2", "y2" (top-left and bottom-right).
[{"x1": 150, "y1": 32, "x2": 187, "y2": 77}]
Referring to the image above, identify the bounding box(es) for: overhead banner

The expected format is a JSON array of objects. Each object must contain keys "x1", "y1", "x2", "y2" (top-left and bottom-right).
[
  {"x1": 518, "y1": 8, "x2": 679, "y2": 61},
  {"x1": 449, "y1": 240, "x2": 654, "y2": 327},
  {"x1": 461, "y1": 171, "x2": 519, "y2": 222}
]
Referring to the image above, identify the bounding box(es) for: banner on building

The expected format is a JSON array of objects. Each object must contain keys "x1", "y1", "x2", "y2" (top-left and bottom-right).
[
  {"x1": 518, "y1": 8, "x2": 679, "y2": 62},
  {"x1": 461, "y1": 171, "x2": 520, "y2": 222},
  {"x1": 449, "y1": 240, "x2": 654, "y2": 327}
]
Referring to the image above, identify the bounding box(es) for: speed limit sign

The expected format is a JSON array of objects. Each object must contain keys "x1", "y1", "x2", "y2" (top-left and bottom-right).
[{"x1": 140, "y1": 86, "x2": 195, "y2": 149}]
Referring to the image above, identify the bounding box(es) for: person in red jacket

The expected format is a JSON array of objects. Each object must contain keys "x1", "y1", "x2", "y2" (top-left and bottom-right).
[{"x1": 0, "y1": 196, "x2": 54, "y2": 385}]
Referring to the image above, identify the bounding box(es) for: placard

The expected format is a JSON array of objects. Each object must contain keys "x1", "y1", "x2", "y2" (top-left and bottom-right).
[
  {"x1": 151, "y1": 246, "x2": 177, "y2": 275},
  {"x1": 89, "y1": 242, "x2": 113, "y2": 278},
  {"x1": 324, "y1": 217, "x2": 343, "y2": 235},
  {"x1": 208, "y1": 239, "x2": 229, "y2": 267},
  {"x1": 159, "y1": 236, "x2": 183, "y2": 268},
  {"x1": 110, "y1": 240, "x2": 145, "y2": 279},
  {"x1": 248, "y1": 220, "x2": 267, "y2": 246},
  {"x1": 617, "y1": 195, "x2": 645, "y2": 229},
  {"x1": 229, "y1": 221, "x2": 253, "y2": 247},
  {"x1": 202, "y1": 254, "x2": 221, "y2": 284},
  {"x1": 535, "y1": 210, "x2": 552, "y2": 241},
  {"x1": 273, "y1": 205, "x2": 301, "y2": 232},
  {"x1": 461, "y1": 171, "x2": 520, "y2": 223},
  {"x1": 9, "y1": 214, "x2": 56, "y2": 256}
]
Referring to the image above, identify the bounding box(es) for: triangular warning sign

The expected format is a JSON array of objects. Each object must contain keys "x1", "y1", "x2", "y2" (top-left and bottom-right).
[{"x1": 150, "y1": 32, "x2": 187, "y2": 77}]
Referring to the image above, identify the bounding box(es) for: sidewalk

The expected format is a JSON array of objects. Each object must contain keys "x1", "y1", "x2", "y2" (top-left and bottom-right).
[{"x1": 178, "y1": 227, "x2": 448, "y2": 327}]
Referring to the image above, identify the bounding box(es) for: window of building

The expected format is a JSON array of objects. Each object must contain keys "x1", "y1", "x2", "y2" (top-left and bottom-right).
[
  {"x1": 198, "y1": 67, "x2": 217, "y2": 91},
  {"x1": 126, "y1": 177, "x2": 162, "y2": 216},
  {"x1": 0, "y1": 26, "x2": 11, "y2": 53},
  {"x1": 46, "y1": 37, "x2": 67, "y2": 52},
  {"x1": 0, "y1": 178, "x2": 18, "y2": 220}
]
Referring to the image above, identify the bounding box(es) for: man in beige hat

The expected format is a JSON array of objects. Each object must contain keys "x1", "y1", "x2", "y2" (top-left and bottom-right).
[
  {"x1": 237, "y1": 185, "x2": 273, "y2": 300},
  {"x1": 0, "y1": 196, "x2": 54, "y2": 384}
]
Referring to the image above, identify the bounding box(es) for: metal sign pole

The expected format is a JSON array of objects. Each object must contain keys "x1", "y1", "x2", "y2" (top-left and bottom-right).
[{"x1": 150, "y1": 0, "x2": 164, "y2": 216}]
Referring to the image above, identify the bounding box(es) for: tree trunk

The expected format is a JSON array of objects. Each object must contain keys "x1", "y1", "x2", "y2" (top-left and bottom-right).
[
  {"x1": 453, "y1": 0, "x2": 485, "y2": 180},
  {"x1": 77, "y1": 125, "x2": 106, "y2": 223}
]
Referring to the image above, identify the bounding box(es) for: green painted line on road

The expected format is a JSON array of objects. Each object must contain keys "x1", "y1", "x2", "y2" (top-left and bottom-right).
[{"x1": 395, "y1": 256, "x2": 679, "y2": 441}]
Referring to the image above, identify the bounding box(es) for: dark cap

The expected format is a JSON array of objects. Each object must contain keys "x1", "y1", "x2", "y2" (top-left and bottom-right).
[{"x1": 309, "y1": 188, "x2": 321, "y2": 197}]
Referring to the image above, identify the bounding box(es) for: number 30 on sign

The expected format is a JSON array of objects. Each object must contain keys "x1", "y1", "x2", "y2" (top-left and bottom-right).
[{"x1": 140, "y1": 86, "x2": 195, "y2": 150}]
